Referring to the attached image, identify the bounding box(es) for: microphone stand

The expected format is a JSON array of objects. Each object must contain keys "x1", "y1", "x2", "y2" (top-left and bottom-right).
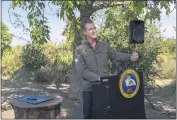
[{"x1": 103, "y1": 79, "x2": 111, "y2": 119}]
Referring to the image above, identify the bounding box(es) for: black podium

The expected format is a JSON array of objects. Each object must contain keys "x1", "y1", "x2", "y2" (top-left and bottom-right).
[{"x1": 92, "y1": 71, "x2": 146, "y2": 119}]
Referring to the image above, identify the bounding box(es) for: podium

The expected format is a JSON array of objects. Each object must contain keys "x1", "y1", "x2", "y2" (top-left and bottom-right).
[{"x1": 92, "y1": 70, "x2": 146, "y2": 119}]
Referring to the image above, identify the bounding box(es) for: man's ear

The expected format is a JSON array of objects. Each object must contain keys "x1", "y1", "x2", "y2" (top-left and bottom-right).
[{"x1": 83, "y1": 30, "x2": 86, "y2": 36}]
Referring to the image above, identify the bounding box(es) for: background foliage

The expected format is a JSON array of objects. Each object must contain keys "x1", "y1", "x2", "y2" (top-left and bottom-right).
[
  {"x1": 1, "y1": 22, "x2": 12, "y2": 55},
  {"x1": 2, "y1": 1, "x2": 176, "y2": 90}
]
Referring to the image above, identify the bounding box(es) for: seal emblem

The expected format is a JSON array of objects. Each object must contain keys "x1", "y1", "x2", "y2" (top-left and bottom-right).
[{"x1": 119, "y1": 69, "x2": 140, "y2": 98}]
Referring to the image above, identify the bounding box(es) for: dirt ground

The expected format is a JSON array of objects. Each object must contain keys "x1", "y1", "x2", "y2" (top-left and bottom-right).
[{"x1": 1, "y1": 74, "x2": 176, "y2": 119}]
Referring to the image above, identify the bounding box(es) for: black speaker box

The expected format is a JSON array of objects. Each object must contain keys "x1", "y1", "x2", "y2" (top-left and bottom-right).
[{"x1": 129, "y1": 20, "x2": 144, "y2": 44}]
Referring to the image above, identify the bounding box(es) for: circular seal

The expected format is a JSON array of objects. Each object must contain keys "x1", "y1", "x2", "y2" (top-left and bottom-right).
[{"x1": 119, "y1": 69, "x2": 140, "y2": 98}]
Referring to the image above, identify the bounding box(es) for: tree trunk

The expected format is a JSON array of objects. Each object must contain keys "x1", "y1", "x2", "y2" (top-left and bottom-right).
[
  {"x1": 67, "y1": 9, "x2": 93, "y2": 101},
  {"x1": 68, "y1": 61, "x2": 83, "y2": 101},
  {"x1": 67, "y1": 18, "x2": 83, "y2": 101}
]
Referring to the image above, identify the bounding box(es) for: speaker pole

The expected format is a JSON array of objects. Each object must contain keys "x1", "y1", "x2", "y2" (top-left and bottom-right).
[
  {"x1": 132, "y1": 44, "x2": 137, "y2": 52},
  {"x1": 131, "y1": 43, "x2": 138, "y2": 71}
]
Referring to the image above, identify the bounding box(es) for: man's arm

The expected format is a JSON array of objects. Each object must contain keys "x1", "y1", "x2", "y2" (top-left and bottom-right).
[
  {"x1": 108, "y1": 43, "x2": 131, "y2": 61},
  {"x1": 75, "y1": 48, "x2": 100, "y2": 82}
]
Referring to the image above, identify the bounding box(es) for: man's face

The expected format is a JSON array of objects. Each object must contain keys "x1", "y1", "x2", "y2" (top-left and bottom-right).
[{"x1": 83, "y1": 23, "x2": 97, "y2": 40}]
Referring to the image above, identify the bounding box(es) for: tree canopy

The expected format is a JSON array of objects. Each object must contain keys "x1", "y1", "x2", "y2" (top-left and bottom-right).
[
  {"x1": 1, "y1": 22, "x2": 12, "y2": 55},
  {"x1": 10, "y1": 1, "x2": 175, "y2": 46}
]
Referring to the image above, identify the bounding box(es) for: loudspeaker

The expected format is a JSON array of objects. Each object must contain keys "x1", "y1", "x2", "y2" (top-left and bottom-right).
[{"x1": 129, "y1": 20, "x2": 144, "y2": 44}]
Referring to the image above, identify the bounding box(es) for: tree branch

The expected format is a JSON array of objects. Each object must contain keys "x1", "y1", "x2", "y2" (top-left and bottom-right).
[
  {"x1": 92, "y1": 1, "x2": 126, "y2": 12},
  {"x1": 85, "y1": 0, "x2": 89, "y2": 6},
  {"x1": 10, "y1": 33, "x2": 31, "y2": 43},
  {"x1": 8, "y1": 5, "x2": 16, "y2": 28},
  {"x1": 73, "y1": 0, "x2": 81, "y2": 11},
  {"x1": 8, "y1": 4, "x2": 31, "y2": 44},
  {"x1": 8, "y1": 4, "x2": 30, "y2": 32},
  {"x1": 45, "y1": 1, "x2": 56, "y2": 16}
]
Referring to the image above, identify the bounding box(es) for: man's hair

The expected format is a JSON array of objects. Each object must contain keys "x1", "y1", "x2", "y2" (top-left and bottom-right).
[{"x1": 82, "y1": 19, "x2": 94, "y2": 31}]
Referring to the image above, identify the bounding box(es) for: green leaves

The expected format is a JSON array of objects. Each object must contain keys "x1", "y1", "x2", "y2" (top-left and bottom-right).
[
  {"x1": 53, "y1": 1, "x2": 76, "y2": 21},
  {"x1": 1, "y1": 22, "x2": 12, "y2": 55},
  {"x1": 12, "y1": 0, "x2": 26, "y2": 9},
  {"x1": 2, "y1": 46, "x2": 23, "y2": 77},
  {"x1": 160, "y1": 1, "x2": 172, "y2": 15},
  {"x1": 99, "y1": 9, "x2": 165, "y2": 82},
  {"x1": 10, "y1": 0, "x2": 173, "y2": 47},
  {"x1": 22, "y1": 44, "x2": 48, "y2": 70},
  {"x1": 12, "y1": 1, "x2": 51, "y2": 47},
  {"x1": 161, "y1": 38, "x2": 176, "y2": 54}
]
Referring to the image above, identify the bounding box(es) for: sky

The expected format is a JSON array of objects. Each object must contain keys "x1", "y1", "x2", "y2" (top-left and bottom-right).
[{"x1": 1, "y1": 1, "x2": 176, "y2": 46}]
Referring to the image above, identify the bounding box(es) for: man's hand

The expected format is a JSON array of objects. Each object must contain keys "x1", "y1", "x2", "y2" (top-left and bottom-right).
[{"x1": 131, "y1": 51, "x2": 139, "y2": 61}]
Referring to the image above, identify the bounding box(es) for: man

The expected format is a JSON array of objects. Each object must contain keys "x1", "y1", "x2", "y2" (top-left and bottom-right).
[{"x1": 75, "y1": 19, "x2": 138, "y2": 119}]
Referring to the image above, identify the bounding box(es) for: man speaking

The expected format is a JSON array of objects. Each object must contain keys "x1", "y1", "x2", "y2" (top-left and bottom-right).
[{"x1": 75, "y1": 19, "x2": 139, "y2": 119}]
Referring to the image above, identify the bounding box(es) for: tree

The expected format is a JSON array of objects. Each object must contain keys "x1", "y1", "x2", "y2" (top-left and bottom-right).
[
  {"x1": 161, "y1": 38, "x2": 176, "y2": 54},
  {"x1": 99, "y1": 10, "x2": 165, "y2": 83},
  {"x1": 1, "y1": 22, "x2": 12, "y2": 55},
  {"x1": 10, "y1": 0, "x2": 175, "y2": 100},
  {"x1": 11, "y1": 1, "x2": 51, "y2": 47}
]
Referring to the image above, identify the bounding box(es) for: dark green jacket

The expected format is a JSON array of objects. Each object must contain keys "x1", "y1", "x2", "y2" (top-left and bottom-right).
[{"x1": 75, "y1": 40, "x2": 131, "y2": 91}]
